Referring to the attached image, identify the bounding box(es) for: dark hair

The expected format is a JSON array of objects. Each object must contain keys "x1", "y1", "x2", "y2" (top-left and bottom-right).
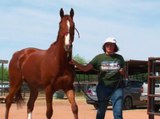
[{"x1": 102, "y1": 43, "x2": 119, "y2": 52}]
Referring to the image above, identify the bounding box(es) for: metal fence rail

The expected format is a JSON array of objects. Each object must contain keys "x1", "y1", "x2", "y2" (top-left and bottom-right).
[{"x1": 148, "y1": 57, "x2": 160, "y2": 119}]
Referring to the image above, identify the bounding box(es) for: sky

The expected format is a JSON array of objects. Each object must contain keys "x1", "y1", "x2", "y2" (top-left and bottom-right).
[{"x1": 0, "y1": 0, "x2": 160, "y2": 65}]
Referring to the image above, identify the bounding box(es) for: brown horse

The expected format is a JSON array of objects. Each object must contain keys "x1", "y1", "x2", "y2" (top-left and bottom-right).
[{"x1": 5, "y1": 8, "x2": 78, "y2": 119}]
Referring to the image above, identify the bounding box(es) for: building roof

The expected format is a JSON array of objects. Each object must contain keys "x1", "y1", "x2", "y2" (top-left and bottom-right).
[{"x1": 125, "y1": 59, "x2": 148, "y2": 75}]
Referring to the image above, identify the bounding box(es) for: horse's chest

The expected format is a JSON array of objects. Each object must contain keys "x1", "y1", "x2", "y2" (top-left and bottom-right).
[{"x1": 53, "y1": 73, "x2": 73, "y2": 88}]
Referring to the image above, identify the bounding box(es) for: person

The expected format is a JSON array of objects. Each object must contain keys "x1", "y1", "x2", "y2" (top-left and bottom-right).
[{"x1": 70, "y1": 37, "x2": 127, "y2": 119}]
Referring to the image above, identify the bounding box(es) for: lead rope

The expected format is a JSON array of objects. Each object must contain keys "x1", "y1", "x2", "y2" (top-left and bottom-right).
[
  {"x1": 72, "y1": 27, "x2": 121, "y2": 102},
  {"x1": 75, "y1": 27, "x2": 80, "y2": 38}
]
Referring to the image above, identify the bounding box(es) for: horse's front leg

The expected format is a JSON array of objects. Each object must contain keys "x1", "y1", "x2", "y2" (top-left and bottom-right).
[
  {"x1": 45, "y1": 85, "x2": 53, "y2": 119},
  {"x1": 66, "y1": 89, "x2": 78, "y2": 119},
  {"x1": 27, "y1": 87, "x2": 38, "y2": 119}
]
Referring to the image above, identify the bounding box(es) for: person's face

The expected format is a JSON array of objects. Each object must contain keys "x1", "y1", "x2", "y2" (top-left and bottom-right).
[{"x1": 105, "y1": 43, "x2": 115, "y2": 54}]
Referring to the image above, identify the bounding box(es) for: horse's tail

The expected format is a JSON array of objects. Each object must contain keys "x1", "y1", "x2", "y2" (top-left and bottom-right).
[{"x1": 15, "y1": 88, "x2": 25, "y2": 108}]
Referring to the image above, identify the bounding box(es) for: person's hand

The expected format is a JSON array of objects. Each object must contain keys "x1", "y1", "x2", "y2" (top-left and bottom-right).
[
  {"x1": 119, "y1": 67, "x2": 128, "y2": 79},
  {"x1": 119, "y1": 68, "x2": 124, "y2": 74},
  {"x1": 69, "y1": 59, "x2": 75, "y2": 65}
]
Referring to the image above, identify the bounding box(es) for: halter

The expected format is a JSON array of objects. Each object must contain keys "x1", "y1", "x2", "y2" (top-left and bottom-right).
[{"x1": 63, "y1": 27, "x2": 80, "y2": 52}]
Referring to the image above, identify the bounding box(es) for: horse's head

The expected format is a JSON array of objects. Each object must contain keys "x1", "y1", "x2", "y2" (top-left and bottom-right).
[{"x1": 59, "y1": 8, "x2": 75, "y2": 52}]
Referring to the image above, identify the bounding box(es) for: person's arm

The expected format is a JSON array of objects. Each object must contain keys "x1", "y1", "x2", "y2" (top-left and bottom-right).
[{"x1": 70, "y1": 59, "x2": 93, "y2": 72}]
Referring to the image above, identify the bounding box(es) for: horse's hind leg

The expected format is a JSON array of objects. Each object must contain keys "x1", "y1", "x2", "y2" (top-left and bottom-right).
[
  {"x1": 27, "y1": 87, "x2": 38, "y2": 119},
  {"x1": 5, "y1": 81, "x2": 22, "y2": 119},
  {"x1": 66, "y1": 89, "x2": 78, "y2": 119}
]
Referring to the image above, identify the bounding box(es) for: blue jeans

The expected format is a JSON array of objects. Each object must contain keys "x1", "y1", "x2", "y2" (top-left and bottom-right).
[{"x1": 96, "y1": 83, "x2": 124, "y2": 119}]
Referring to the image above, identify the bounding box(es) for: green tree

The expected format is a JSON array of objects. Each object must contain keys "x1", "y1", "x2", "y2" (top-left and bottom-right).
[
  {"x1": 73, "y1": 54, "x2": 87, "y2": 64},
  {"x1": 73, "y1": 54, "x2": 97, "y2": 82},
  {"x1": 0, "y1": 66, "x2": 9, "y2": 81}
]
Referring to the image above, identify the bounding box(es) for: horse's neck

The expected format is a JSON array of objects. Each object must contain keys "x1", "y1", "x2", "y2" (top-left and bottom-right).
[{"x1": 48, "y1": 36, "x2": 69, "y2": 61}]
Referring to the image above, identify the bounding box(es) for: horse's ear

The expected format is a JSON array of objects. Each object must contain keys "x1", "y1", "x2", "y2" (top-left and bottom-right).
[
  {"x1": 60, "y1": 8, "x2": 64, "y2": 18},
  {"x1": 70, "y1": 8, "x2": 74, "y2": 18}
]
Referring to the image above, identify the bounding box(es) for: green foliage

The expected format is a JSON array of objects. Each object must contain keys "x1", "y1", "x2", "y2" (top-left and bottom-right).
[
  {"x1": 129, "y1": 73, "x2": 148, "y2": 82},
  {"x1": 76, "y1": 73, "x2": 98, "y2": 82},
  {"x1": 0, "y1": 66, "x2": 9, "y2": 81},
  {"x1": 73, "y1": 54, "x2": 98, "y2": 82},
  {"x1": 73, "y1": 54, "x2": 87, "y2": 64}
]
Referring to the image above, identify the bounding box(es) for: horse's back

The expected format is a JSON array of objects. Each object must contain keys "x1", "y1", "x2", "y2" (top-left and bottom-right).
[{"x1": 10, "y1": 48, "x2": 41, "y2": 69}]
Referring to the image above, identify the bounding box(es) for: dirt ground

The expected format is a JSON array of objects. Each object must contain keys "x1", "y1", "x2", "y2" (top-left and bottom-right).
[{"x1": 0, "y1": 96, "x2": 159, "y2": 119}]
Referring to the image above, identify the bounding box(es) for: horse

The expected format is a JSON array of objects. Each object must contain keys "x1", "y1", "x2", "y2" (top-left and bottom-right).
[{"x1": 5, "y1": 8, "x2": 78, "y2": 119}]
